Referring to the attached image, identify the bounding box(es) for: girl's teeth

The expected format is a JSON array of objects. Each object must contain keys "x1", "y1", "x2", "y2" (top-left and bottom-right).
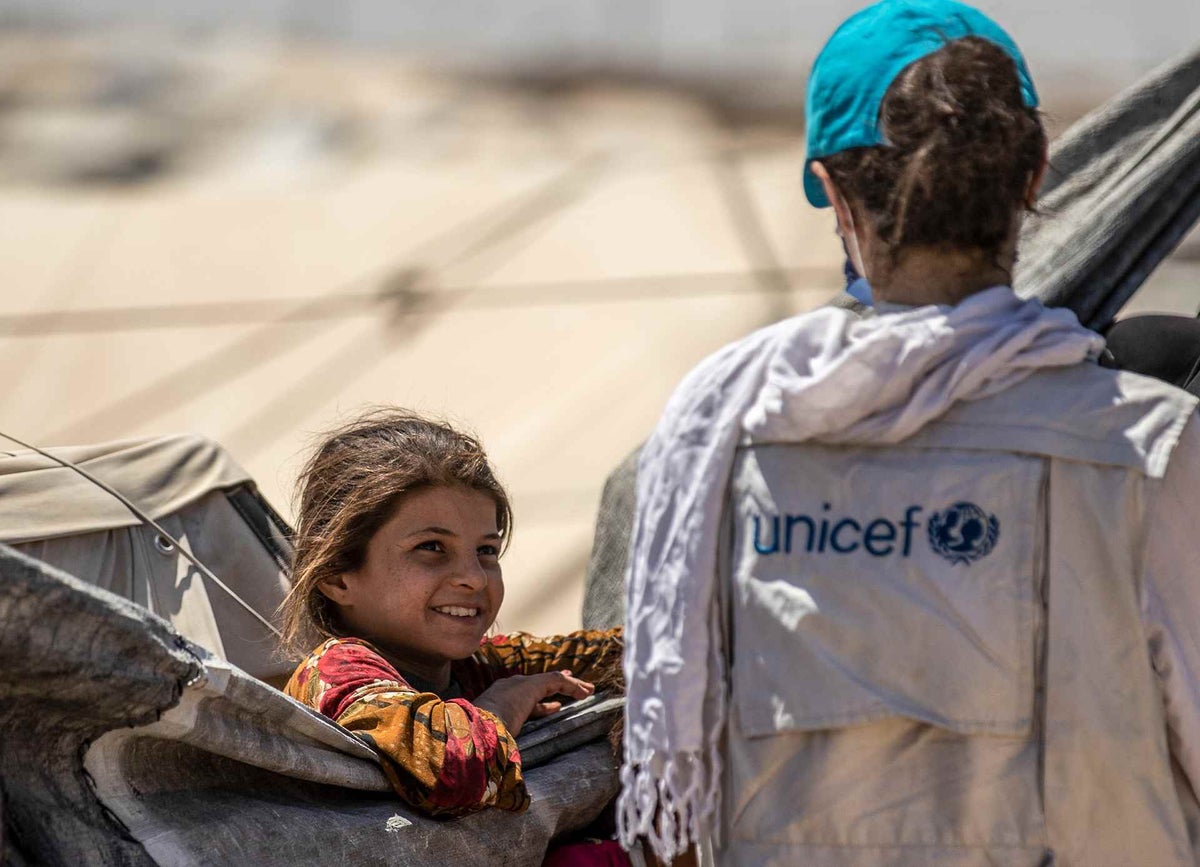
[{"x1": 435, "y1": 606, "x2": 478, "y2": 617}]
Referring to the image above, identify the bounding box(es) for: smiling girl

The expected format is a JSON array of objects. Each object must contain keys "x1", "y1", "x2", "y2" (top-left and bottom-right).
[{"x1": 278, "y1": 409, "x2": 623, "y2": 818}]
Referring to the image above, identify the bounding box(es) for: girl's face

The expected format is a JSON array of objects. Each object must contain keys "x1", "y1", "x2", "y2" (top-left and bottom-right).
[{"x1": 320, "y1": 485, "x2": 505, "y2": 687}]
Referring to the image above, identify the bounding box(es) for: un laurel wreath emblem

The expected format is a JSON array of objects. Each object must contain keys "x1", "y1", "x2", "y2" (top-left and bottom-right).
[{"x1": 927, "y1": 501, "x2": 1000, "y2": 565}]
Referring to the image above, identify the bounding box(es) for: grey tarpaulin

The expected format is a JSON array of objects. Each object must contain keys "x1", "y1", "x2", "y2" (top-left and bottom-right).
[
  {"x1": 581, "y1": 449, "x2": 640, "y2": 632},
  {"x1": 517, "y1": 694, "x2": 625, "y2": 768},
  {"x1": 0, "y1": 544, "x2": 200, "y2": 867},
  {"x1": 1017, "y1": 49, "x2": 1200, "y2": 326},
  {"x1": 1, "y1": 545, "x2": 621, "y2": 865},
  {"x1": 581, "y1": 48, "x2": 1200, "y2": 630},
  {"x1": 1, "y1": 434, "x2": 294, "y2": 683}
]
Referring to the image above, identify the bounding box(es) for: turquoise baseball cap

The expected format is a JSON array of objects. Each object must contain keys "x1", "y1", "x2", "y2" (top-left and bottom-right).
[{"x1": 804, "y1": 0, "x2": 1039, "y2": 208}]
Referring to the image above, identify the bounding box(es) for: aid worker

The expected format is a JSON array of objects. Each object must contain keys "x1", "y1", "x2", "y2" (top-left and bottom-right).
[{"x1": 616, "y1": 1, "x2": 1200, "y2": 865}]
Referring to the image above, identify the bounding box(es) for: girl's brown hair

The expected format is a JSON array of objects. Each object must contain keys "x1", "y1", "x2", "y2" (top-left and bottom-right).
[
  {"x1": 278, "y1": 408, "x2": 512, "y2": 659},
  {"x1": 821, "y1": 36, "x2": 1046, "y2": 261}
]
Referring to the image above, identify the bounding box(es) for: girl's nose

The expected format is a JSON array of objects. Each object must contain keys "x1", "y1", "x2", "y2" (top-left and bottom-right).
[{"x1": 451, "y1": 555, "x2": 489, "y2": 589}]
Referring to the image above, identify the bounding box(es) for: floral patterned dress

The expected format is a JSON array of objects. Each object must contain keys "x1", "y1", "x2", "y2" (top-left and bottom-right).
[{"x1": 285, "y1": 629, "x2": 623, "y2": 817}]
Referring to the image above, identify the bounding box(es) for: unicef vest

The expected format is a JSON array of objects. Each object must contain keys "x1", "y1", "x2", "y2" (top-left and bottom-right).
[{"x1": 722, "y1": 363, "x2": 1199, "y2": 866}]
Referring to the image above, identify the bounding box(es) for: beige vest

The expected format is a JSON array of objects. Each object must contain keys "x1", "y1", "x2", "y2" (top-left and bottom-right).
[{"x1": 720, "y1": 364, "x2": 1200, "y2": 866}]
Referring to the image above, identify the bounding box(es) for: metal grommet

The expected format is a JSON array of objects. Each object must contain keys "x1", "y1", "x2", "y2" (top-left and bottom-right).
[{"x1": 154, "y1": 533, "x2": 176, "y2": 555}]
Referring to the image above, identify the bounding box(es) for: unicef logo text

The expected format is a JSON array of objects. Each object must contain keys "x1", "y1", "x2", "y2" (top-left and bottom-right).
[{"x1": 751, "y1": 501, "x2": 1000, "y2": 564}]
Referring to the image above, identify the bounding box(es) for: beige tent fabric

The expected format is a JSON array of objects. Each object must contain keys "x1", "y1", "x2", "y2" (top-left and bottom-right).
[
  {"x1": 0, "y1": 434, "x2": 252, "y2": 543},
  {"x1": 1, "y1": 434, "x2": 292, "y2": 681}
]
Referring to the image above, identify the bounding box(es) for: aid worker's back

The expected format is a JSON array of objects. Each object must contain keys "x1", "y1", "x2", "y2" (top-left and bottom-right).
[
  {"x1": 722, "y1": 360, "x2": 1200, "y2": 865},
  {"x1": 616, "y1": 4, "x2": 1200, "y2": 865},
  {"x1": 714, "y1": 11, "x2": 1200, "y2": 862}
]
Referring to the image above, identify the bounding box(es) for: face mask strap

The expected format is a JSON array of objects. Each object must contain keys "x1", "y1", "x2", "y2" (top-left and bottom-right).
[{"x1": 840, "y1": 219, "x2": 869, "y2": 285}]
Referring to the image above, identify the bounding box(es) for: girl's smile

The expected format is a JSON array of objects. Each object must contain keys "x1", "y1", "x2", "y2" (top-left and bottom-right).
[{"x1": 318, "y1": 484, "x2": 505, "y2": 689}]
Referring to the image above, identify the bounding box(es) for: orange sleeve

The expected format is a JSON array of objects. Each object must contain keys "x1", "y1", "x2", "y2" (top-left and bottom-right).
[
  {"x1": 475, "y1": 627, "x2": 623, "y2": 685},
  {"x1": 285, "y1": 637, "x2": 529, "y2": 817}
]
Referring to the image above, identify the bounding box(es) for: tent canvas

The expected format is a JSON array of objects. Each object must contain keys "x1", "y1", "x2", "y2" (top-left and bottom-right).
[{"x1": 0, "y1": 434, "x2": 294, "y2": 683}]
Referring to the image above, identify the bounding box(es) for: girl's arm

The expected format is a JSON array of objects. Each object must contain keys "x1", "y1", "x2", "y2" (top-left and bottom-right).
[
  {"x1": 476, "y1": 627, "x2": 623, "y2": 686},
  {"x1": 286, "y1": 638, "x2": 528, "y2": 817}
]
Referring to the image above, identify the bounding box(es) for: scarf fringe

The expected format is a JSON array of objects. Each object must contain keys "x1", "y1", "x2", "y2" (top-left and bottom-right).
[{"x1": 617, "y1": 749, "x2": 723, "y2": 861}]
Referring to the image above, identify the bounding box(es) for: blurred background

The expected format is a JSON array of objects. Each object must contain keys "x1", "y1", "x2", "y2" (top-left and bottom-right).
[{"x1": 1, "y1": 0, "x2": 1197, "y2": 634}]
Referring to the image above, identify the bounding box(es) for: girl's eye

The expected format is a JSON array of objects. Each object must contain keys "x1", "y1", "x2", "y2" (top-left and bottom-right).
[
  {"x1": 415, "y1": 540, "x2": 445, "y2": 553},
  {"x1": 478, "y1": 544, "x2": 500, "y2": 558}
]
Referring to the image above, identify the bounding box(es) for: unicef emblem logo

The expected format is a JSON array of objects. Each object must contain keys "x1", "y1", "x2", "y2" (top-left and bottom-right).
[{"x1": 927, "y1": 502, "x2": 1000, "y2": 565}]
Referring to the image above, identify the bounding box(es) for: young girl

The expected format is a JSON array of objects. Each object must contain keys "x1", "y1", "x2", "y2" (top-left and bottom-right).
[{"x1": 278, "y1": 408, "x2": 623, "y2": 819}]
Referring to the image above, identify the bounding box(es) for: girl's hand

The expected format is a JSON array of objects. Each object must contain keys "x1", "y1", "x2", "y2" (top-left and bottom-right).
[{"x1": 474, "y1": 670, "x2": 595, "y2": 734}]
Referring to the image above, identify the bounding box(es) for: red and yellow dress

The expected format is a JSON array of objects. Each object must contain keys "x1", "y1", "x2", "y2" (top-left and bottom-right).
[{"x1": 285, "y1": 629, "x2": 622, "y2": 817}]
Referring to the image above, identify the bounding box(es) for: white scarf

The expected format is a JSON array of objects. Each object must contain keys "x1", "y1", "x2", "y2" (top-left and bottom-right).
[{"x1": 617, "y1": 286, "x2": 1105, "y2": 859}]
